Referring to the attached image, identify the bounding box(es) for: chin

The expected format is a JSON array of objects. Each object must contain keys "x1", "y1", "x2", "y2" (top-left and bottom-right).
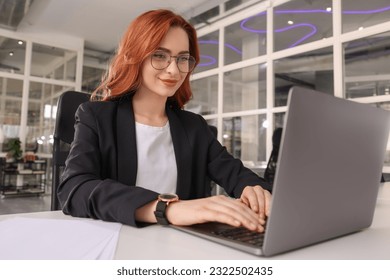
[{"x1": 157, "y1": 89, "x2": 178, "y2": 98}]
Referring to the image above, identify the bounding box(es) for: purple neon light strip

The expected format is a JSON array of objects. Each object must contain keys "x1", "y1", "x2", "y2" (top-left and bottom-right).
[
  {"x1": 342, "y1": 6, "x2": 390, "y2": 14},
  {"x1": 240, "y1": 18, "x2": 317, "y2": 48},
  {"x1": 198, "y1": 55, "x2": 217, "y2": 67},
  {"x1": 241, "y1": 5, "x2": 390, "y2": 48},
  {"x1": 275, "y1": 23, "x2": 317, "y2": 48},
  {"x1": 198, "y1": 5, "x2": 390, "y2": 67},
  {"x1": 197, "y1": 41, "x2": 241, "y2": 66},
  {"x1": 275, "y1": 9, "x2": 331, "y2": 14},
  {"x1": 198, "y1": 40, "x2": 242, "y2": 55},
  {"x1": 276, "y1": 6, "x2": 390, "y2": 14}
]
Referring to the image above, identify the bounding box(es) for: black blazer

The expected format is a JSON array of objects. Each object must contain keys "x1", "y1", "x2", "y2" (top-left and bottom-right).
[{"x1": 58, "y1": 94, "x2": 271, "y2": 226}]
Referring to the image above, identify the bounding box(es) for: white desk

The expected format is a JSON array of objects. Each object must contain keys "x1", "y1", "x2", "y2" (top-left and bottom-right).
[{"x1": 1, "y1": 183, "x2": 389, "y2": 260}]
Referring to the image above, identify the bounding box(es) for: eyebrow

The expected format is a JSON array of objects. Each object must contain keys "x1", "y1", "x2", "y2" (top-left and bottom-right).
[{"x1": 156, "y1": 47, "x2": 190, "y2": 55}]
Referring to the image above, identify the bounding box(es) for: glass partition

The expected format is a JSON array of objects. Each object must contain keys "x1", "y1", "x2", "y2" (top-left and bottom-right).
[
  {"x1": 31, "y1": 43, "x2": 77, "y2": 81},
  {"x1": 342, "y1": 0, "x2": 390, "y2": 34},
  {"x1": 223, "y1": 63, "x2": 266, "y2": 112},
  {"x1": 274, "y1": 0, "x2": 333, "y2": 52},
  {"x1": 374, "y1": 101, "x2": 390, "y2": 167},
  {"x1": 222, "y1": 114, "x2": 267, "y2": 170},
  {"x1": 187, "y1": 75, "x2": 218, "y2": 115},
  {"x1": 82, "y1": 65, "x2": 105, "y2": 93},
  {"x1": 0, "y1": 36, "x2": 26, "y2": 74},
  {"x1": 28, "y1": 82, "x2": 73, "y2": 154},
  {"x1": 225, "y1": 11, "x2": 267, "y2": 65},
  {"x1": 274, "y1": 112, "x2": 286, "y2": 130},
  {"x1": 0, "y1": 77, "x2": 23, "y2": 144},
  {"x1": 195, "y1": 31, "x2": 219, "y2": 73},
  {"x1": 344, "y1": 31, "x2": 390, "y2": 98},
  {"x1": 274, "y1": 46, "x2": 334, "y2": 107}
]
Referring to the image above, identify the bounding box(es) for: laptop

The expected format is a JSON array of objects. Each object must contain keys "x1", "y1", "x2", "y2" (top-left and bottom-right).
[{"x1": 171, "y1": 86, "x2": 390, "y2": 256}]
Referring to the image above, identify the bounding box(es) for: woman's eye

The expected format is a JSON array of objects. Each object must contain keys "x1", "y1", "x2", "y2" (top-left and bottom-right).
[
  {"x1": 178, "y1": 56, "x2": 190, "y2": 62},
  {"x1": 153, "y1": 53, "x2": 168, "y2": 59}
]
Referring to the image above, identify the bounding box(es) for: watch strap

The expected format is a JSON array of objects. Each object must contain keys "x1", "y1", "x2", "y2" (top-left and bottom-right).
[{"x1": 154, "y1": 200, "x2": 170, "y2": 225}]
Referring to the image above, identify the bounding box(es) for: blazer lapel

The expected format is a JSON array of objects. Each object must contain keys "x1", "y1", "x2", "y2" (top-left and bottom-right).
[
  {"x1": 116, "y1": 97, "x2": 138, "y2": 186},
  {"x1": 166, "y1": 106, "x2": 193, "y2": 198},
  {"x1": 115, "y1": 98, "x2": 192, "y2": 193}
]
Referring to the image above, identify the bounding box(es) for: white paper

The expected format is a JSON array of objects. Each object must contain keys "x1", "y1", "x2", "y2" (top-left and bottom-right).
[{"x1": 0, "y1": 217, "x2": 122, "y2": 260}]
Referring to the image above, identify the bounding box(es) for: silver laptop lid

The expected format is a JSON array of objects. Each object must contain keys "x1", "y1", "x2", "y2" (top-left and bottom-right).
[{"x1": 263, "y1": 86, "x2": 390, "y2": 256}]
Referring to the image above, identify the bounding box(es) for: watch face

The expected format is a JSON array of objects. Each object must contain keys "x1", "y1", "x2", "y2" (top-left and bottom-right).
[{"x1": 159, "y1": 193, "x2": 179, "y2": 202}]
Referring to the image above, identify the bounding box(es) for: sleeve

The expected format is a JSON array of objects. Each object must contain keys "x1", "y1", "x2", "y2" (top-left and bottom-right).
[
  {"x1": 57, "y1": 102, "x2": 158, "y2": 226},
  {"x1": 202, "y1": 118, "x2": 272, "y2": 197}
]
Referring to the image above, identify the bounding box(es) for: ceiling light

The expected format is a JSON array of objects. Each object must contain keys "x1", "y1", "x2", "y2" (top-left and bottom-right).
[
  {"x1": 326, "y1": 7, "x2": 332, "y2": 12},
  {"x1": 288, "y1": 20, "x2": 294, "y2": 25},
  {"x1": 9, "y1": 51, "x2": 14, "y2": 56},
  {"x1": 18, "y1": 40, "x2": 23, "y2": 45},
  {"x1": 358, "y1": 26, "x2": 364, "y2": 31}
]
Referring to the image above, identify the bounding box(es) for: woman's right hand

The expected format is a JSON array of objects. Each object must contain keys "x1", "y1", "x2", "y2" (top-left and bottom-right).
[{"x1": 166, "y1": 195, "x2": 266, "y2": 232}]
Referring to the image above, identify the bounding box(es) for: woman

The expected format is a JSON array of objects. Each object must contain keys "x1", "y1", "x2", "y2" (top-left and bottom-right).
[{"x1": 58, "y1": 9, "x2": 271, "y2": 232}]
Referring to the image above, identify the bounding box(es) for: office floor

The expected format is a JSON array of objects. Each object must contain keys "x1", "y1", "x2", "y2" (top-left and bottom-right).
[{"x1": 0, "y1": 194, "x2": 51, "y2": 215}]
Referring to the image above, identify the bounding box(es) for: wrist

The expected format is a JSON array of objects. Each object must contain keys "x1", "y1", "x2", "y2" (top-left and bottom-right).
[
  {"x1": 154, "y1": 193, "x2": 179, "y2": 225},
  {"x1": 165, "y1": 200, "x2": 182, "y2": 225}
]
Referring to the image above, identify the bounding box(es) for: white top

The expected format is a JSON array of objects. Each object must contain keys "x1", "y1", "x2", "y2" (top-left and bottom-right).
[{"x1": 135, "y1": 121, "x2": 177, "y2": 194}]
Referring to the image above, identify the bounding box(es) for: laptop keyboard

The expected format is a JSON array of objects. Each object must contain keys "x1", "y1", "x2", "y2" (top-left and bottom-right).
[{"x1": 211, "y1": 227, "x2": 265, "y2": 246}]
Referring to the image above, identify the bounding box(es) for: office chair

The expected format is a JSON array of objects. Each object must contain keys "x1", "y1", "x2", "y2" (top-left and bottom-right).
[
  {"x1": 264, "y1": 127, "x2": 283, "y2": 187},
  {"x1": 51, "y1": 91, "x2": 90, "y2": 210}
]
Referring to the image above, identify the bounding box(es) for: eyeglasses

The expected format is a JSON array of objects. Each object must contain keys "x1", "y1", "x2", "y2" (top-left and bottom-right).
[{"x1": 150, "y1": 50, "x2": 196, "y2": 73}]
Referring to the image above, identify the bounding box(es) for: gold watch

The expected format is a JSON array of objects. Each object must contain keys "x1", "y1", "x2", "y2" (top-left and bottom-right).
[{"x1": 154, "y1": 193, "x2": 179, "y2": 225}]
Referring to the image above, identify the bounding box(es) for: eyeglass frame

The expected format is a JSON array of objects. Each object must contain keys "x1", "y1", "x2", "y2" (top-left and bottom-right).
[{"x1": 150, "y1": 50, "x2": 196, "y2": 73}]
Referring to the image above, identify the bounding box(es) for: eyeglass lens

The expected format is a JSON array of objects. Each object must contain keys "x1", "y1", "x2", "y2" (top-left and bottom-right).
[{"x1": 151, "y1": 51, "x2": 196, "y2": 73}]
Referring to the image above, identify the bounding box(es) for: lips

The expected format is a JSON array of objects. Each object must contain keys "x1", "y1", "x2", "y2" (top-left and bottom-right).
[{"x1": 160, "y1": 79, "x2": 178, "y2": 87}]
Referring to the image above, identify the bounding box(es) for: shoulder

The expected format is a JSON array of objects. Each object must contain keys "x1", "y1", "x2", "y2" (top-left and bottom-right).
[
  {"x1": 76, "y1": 100, "x2": 124, "y2": 129},
  {"x1": 79, "y1": 91, "x2": 134, "y2": 116},
  {"x1": 78, "y1": 99, "x2": 119, "y2": 116}
]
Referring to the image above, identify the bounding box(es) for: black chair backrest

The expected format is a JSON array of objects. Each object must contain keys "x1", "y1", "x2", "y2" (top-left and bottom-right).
[
  {"x1": 51, "y1": 91, "x2": 90, "y2": 210},
  {"x1": 264, "y1": 127, "x2": 283, "y2": 186}
]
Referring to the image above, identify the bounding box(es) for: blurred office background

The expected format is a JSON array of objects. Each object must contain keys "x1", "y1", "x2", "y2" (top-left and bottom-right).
[{"x1": 1, "y1": 0, "x2": 390, "y2": 213}]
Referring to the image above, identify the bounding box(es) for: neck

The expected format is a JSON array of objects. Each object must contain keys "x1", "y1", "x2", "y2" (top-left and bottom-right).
[{"x1": 132, "y1": 90, "x2": 168, "y2": 127}]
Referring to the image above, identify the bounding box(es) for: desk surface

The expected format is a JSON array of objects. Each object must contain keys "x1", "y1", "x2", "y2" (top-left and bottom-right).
[{"x1": 1, "y1": 183, "x2": 389, "y2": 260}]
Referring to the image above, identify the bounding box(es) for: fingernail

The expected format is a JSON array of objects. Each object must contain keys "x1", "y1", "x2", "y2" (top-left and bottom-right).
[
  {"x1": 258, "y1": 226, "x2": 265, "y2": 233},
  {"x1": 259, "y1": 213, "x2": 265, "y2": 219}
]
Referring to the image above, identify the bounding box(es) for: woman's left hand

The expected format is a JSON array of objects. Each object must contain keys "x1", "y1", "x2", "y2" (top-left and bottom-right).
[{"x1": 240, "y1": 186, "x2": 272, "y2": 219}]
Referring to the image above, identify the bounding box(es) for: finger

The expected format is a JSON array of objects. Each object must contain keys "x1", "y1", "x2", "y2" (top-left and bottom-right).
[
  {"x1": 252, "y1": 186, "x2": 271, "y2": 219},
  {"x1": 241, "y1": 187, "x2": 259, "y2": 213},
  {"x1": 264, "y1": 190, "x2": 272, "y2": 216},
  {"x1": 207, "y1": 196, "x2": 264, "y2": 232},
  {"x1": 243, "y1": 186, "x2": 265, "y2": 217},
  {"x1": 225, "y1": 197, "x2": 266, "y2": 232},
  {"x1": 239, "y1": 196, "x2": 249, "y2": 207},
  {"x1": 255, "y1": 188, "x2": 266, "y2": 219}
]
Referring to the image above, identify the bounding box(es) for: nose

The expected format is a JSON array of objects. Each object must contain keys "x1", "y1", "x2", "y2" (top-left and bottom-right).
[{"x1": 165, "y1": 58, "x2": 180, "y2": 74}]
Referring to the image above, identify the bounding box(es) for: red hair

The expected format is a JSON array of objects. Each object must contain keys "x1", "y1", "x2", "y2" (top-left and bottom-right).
[{"x1": 93, "y1": 9, "x2": 199, "y2": 108}]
